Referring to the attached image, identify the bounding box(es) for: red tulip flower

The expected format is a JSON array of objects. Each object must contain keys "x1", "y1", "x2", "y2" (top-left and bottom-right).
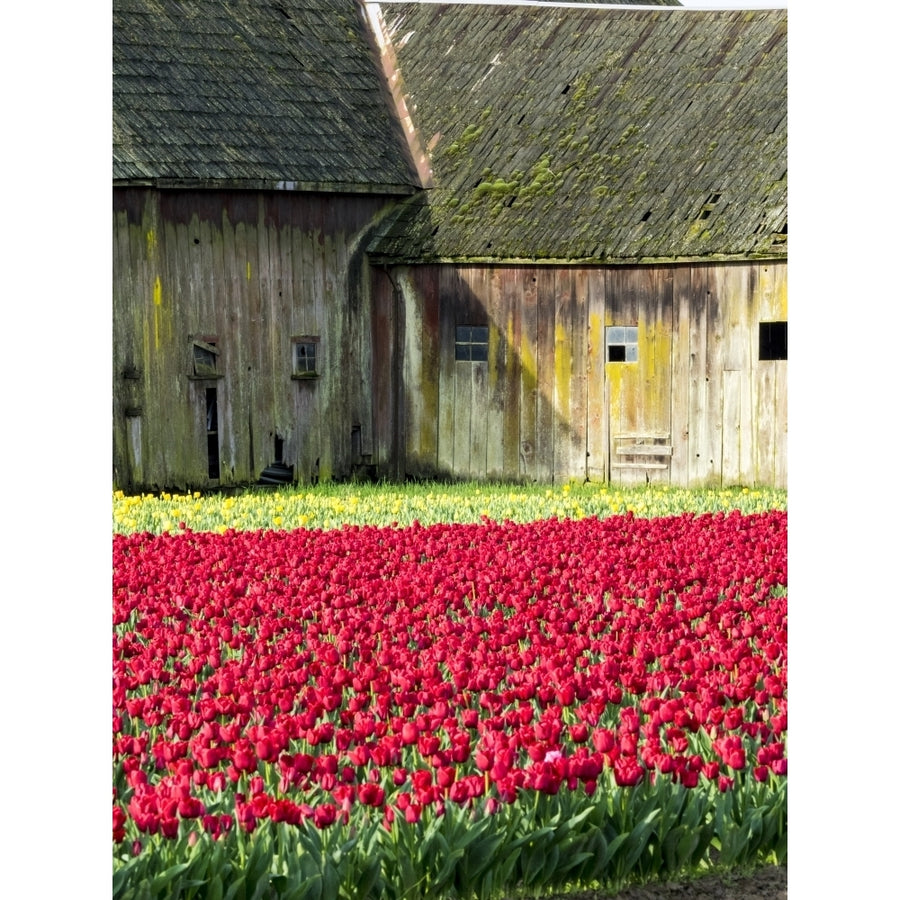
[{"x1": 313, "y1": 803, "x2": 338, "y2": 828}]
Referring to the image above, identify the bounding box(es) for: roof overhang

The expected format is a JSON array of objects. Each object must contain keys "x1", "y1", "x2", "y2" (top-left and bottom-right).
[
  {"x1": 113, "y1": 178, "x2": 420, "y2": 196},
  {"x1": 368, "y1": 252, "x2": 788, "y2": 266}
]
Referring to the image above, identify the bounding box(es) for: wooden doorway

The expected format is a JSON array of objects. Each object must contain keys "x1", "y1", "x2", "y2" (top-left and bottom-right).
[{"x1": 586, "y1": 269, "x2": 674, "y2": 485}]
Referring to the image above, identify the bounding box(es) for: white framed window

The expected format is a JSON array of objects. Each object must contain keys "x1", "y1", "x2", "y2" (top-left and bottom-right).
[{"x1": 606, "y1": 326, "x2": 638, "y2": 362}]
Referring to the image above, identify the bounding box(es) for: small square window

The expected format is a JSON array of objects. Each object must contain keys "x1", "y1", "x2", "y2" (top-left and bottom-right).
[
  {"x1": 192, "y1": 339, "x2": 219, "y2": 377},
  {"x1": 606, "y1": 325, "x2": 638, "y2": 363},
  {"x1": 759, "y1": 322, "x2": 787, "y2": 360},
  {"x1": 455, "y1": 325, "x2": 489, "y2": 361},
  {"x1": 292, "y1": 337, "x2": 320, "y2": 378}
]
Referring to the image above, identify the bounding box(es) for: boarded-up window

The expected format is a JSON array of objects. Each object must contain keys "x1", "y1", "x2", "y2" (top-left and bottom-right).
[
  {"x1": 759, "y1": 322, "x2": 787, "y2": 360},
  {"x1": 192, "y1": 339, "x2": 219, "y2": 377},
  {"x1": 455, "y1": 325, "x2": 488, "y2": 361},
  {"x1": 292, "y1": 336, "x2": 320, "y2": 378},
  {"x1": 606, "y1": 326, "x2": 638, "y2": 362}
]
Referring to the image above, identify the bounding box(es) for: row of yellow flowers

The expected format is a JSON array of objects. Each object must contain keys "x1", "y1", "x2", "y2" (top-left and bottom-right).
[{"x1": 113, "y1": 481, "x2": 786, "y2": 535}]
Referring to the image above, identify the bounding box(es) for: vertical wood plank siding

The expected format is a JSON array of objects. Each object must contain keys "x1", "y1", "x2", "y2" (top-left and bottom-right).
[
  {"x1": 390, "y1": 260, "x2": 787, "y2": 488},
  {"x1": 113, "y1": 187, "x2": 397, "y2": 491}
]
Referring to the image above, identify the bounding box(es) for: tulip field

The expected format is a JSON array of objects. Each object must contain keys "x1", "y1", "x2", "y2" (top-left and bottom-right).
[{"x1": 113, "y1": 483, "x2": 787, "y2": 899}]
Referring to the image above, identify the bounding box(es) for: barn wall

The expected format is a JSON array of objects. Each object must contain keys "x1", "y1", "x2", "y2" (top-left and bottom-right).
[
  {"x1": 386, "y1": 260, "x2": 787, "y2": 488},
  {"x1": 113, "y1": 187, "x2": 396, "y2": 492}
]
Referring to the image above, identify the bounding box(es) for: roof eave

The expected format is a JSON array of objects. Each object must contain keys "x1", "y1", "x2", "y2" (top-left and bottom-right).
[
  {"x1": 113, "y1": 177, "x2": 420, "y2": 196},
  {"x1": 368, "y1": 250, "x2": 788, "y2": 266}
]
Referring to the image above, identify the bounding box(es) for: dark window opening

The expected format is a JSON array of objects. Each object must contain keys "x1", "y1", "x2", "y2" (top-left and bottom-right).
[
  {"x1": 274, "y1": 435, "x2": 284, "y2": 464},
  {"x1": 759, "y1": 321, "x2": 787, "y2": 360},
  {"x1": 606, "y1": 325, "x2": 638, "y2": 363},
  {"x1": 455, "y1": 325, "x2": 489, "y2": 361},
  {"x1": 292, "y1": 336, "x2": 320, "y2": 378},
  {"x1": 295, "y1": 342, "x2": 316, "y2": 373},
  {"x1": 205, "y1": 388, "x2": 220, "y2": 479},
  {"x1": 192, "y1": 339, "x2": 219, "y2": 377}
]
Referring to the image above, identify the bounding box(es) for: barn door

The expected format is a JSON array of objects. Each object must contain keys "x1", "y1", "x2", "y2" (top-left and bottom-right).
[
  {"x1": 604, "y1": 324, "x2": 673, "y2": 484},
  {"x1": 587, "y1": 271, "x2": 673, "y2": 485}
]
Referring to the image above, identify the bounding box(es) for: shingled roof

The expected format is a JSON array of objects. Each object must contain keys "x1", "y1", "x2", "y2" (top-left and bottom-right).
[
  {"x1": 367, "y1": 2, "x2": 787, "y2": 263},
  {"x1": 113, "y1": 0, "x2": 420, "y2": 193}
]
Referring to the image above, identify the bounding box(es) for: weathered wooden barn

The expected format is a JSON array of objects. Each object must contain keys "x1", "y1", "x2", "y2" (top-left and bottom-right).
[
  {"x1": 113, "y1": 0, "x2": 422, "y2": 490},
  {"x1": 113, "y1": 0, "x2": 787, "y2": 492},
  {"x1": 366, "y1": 2, "x2": 787, "y2": 488}
]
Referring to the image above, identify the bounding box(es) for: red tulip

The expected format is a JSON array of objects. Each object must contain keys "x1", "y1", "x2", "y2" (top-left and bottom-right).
[
  {"x1": 569, "y1": 723, "x2": 589, "y2": 743},
  {"x1": 592, "y1": 728, "x2": 615, "y2": 754},
  {"x1": 313, "y1": 803, "x2": 337, "y2": 828},
  {"x1": 404, "y1": 803, "x2": 422, "y2": 824},
  {"x1": 613, "y1": 758, "x2": 644, "y2": 787},
  {"x1": 355, "y1": 782, "x2": 383, "y2": 807}
]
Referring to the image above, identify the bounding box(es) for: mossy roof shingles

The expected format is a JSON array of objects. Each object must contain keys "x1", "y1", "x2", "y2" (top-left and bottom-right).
[
  {"x1": 113, "y1": 0, "x2": 420, "y2": 193},
  {"x1": 368, "y1": 3, "x2": 787, "y2": 263}
]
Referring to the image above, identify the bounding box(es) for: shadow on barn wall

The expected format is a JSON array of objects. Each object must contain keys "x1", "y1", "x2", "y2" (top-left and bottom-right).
[{"x1": 370, "y1": 258, "x2": 786, "y2": 490}]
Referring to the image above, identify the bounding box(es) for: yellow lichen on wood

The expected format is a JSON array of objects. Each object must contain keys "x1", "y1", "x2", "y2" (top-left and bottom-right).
[
  {"x1": 520, "y1": 332, "x2": 537, "y2": 397},
  {"x1": 753, "y1": 263, "x2": 788, "y2": 321},
  {"x1": 640, "y1": 320, "x2": 672, "y2": 425},
  {"x1": 153, "y1": 275, "x2": 163, "y2": 350}
]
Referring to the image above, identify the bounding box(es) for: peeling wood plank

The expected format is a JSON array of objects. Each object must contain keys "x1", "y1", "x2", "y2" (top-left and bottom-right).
[
  {"x1": 485, "y1": 267, "x2": 506, "y2": 479},
  {"x1": 519, "y1": 270, "x2": 539, "y2": 481},
  {"x1": 534, "y1": 268, "x2": 556, "y2": 482},
  {"x1": 722, "y1": 369, "x2": 742, "y2": 485},
  {"x1": 669, "y1": 265, "x2": 693, "y2": 484},
  {"x1": 553, "y1": 269, "x2": 578, "y2": 480},
  {"x1": 687, "y1": 264, "x2": 713, "y2": 486},
  {"x1": 438, "y1": 267, "x2": 459, "y2": 477},
  {"x1": 585, "y1": 271, "x2": 606, "y2": 482},
  {"x1": 501, "y1": 267, "x2": 523, "y2": 478},
  {"x1": 570, "y1": 269, "x2": 589, "y2": 481}
]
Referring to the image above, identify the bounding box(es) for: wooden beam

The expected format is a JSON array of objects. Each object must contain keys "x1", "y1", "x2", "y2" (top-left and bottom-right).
[{"x1": 615, "y1": 445, "x2": 673, "y2": 456}]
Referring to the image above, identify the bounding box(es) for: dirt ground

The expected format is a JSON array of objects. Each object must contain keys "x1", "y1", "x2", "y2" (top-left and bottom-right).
[{"x1": 534, "y1": 865, "x2": 787, "y2": 900}]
